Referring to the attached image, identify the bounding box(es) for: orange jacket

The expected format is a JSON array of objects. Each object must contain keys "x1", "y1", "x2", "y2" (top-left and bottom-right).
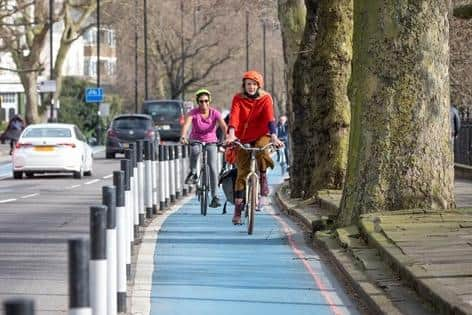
[{"x1": 228, "y1": 91, "x2": 275, "y2": 143}]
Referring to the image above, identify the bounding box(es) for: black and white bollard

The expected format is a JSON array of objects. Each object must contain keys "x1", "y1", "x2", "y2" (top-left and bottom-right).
[
  {"x1": 102, "y1": 186, "x2": 117, "y2": 315},
  {"x1": 175, "y1": 145, "x2": 181, "y2": 199},
  {"x1": 90, "y1": 205, "x2": 107, "y2": 315},
  {"x1": 164, "y1": 146, "x2": 170, "y2": 207},
  {"x1": 151, "y1": 142, "x2": 159, "y2": 215},
  {"x1": 128, "y1": 144, "x2": 140, "y2": 239},
  {"x1": 121, "y1": 157, "x2": 133, "y2": 277},
  {"x1": 169, "y1": 145, "x2": 176, "y2": 203},
  {"x1": 4, "y1": 299, "x2": 34, "y2": 315},
  {"x1": 159, "y1": 145, "x2": 166, "y2": 211},
  {"x1": 182, "y1": 144, "x2": 188, "y2": 196},
  {"x1": 136, "y1": 140, "x2": 145, "y2": 226},
  {"x1": 113, "y1": 171, "x2": 127, "y2": 313},
  {"x1": 143, "y1": 140, "x2": 153, "y2": 219},
  {"x1": 68, "y1": 239, "x2": 91, "y2": 315}
]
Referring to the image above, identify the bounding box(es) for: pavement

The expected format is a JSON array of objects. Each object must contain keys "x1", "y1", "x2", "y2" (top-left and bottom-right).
[{"x1": 276, "y1": 173, "x2": 472, "y2": 315}]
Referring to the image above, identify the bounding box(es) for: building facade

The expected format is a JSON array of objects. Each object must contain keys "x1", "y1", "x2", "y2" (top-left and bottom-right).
[{"x1": 0, "y1": 17, "x2": 116, "y2": 122}]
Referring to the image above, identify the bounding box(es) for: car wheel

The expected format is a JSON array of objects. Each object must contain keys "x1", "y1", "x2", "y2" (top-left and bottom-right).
[
  {"x1": 106, "y1": 151, "x2": 115, "y2": 159},
  {"x1": 73, "y1": 165, "x2": 83, "y2": 179},
  {"x1": 13, "y1": 171, "x2": 23, "y2": 179},
  {"x1": 25, "y1": 172, "x2": 34, "y2": 178}
]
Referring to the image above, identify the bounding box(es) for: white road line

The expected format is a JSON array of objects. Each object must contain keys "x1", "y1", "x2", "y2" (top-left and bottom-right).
[
  {"x1": 102, "y1": 174, "x2": 113, "y2": 179},
  {"x1": 68, "y1": 184, "x2": 81, "y2": 189},
  {"x1": 85, "y1": 179, "x2": 100, "y2": 185},
  {"x1": 20, "y1": 193, "x2": 39, "y2": 199},
  {"x1": 0, "y1": 198, "x2": 17, "y2": 204}
]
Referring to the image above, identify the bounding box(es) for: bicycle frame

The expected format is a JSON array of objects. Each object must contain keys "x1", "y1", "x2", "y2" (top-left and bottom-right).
[{"x1": 231, "y1": 141, "x2": 274, "y2": 234}]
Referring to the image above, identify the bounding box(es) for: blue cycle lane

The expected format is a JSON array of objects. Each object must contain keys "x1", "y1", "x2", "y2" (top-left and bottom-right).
[{"x1": 148, "y1": 165, "x2": 360, "y2": 315}]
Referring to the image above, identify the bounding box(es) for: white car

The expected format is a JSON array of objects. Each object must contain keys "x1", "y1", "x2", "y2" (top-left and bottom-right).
[{"x1": 12, "y1": 123, "x2": 93, "y2": 179}]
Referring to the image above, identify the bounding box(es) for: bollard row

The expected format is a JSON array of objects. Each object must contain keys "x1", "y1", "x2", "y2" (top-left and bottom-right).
[{"x1": 63, "y1": 141, "x2": 192, "y2": 315}]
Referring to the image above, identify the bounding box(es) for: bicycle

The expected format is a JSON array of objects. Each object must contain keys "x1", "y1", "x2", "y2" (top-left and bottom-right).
[
  {"x1": 230, "y1": 140, "x2": 276, "y2": 235},
  {"x1": 189, "y1": 140, "x2": 218, "y2": 216}
]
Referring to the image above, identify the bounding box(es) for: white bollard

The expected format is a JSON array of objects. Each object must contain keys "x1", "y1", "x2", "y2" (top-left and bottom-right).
[
  {"x1": 159, "y1": 145, "x2": 166, "y2": 211},
  {"x1": 164, "y1": 146, "x2": 170, "y2": 207},
  {"x1": 151, "y1": 142, "x2": 158, "y2": 214},
  {"x1": 175, "y1": 146, "x2": 181, "y2": 199},
  {"x1": 89, "y1": 205, "x2": 107, "y2": 315},
  {"x1": 169, "y1": 145, "x2": 176, "y2": 203},
  {"x1": 113, "y1": 171, "x2": 127, "y2": 313},
  {"x1": 136, "y1": 140, "x2": 145, "y2": 226},
  {"x1": 68, "y1": 239, "x2": 92, "y2": 315},
  {"x1": 102, "y1": 186, "x2": 117, "y2": 315},
  {"x1": 120, "y1": 159, "x2": 132, "y2": 279},
  {"x1": 144, "y1": 140, "x2": 153, "y2": 219}
]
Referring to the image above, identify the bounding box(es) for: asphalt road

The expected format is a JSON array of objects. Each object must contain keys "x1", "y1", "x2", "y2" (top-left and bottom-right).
[{"x1": 0, "y1": 151, "x2": 118, "y2": 314}]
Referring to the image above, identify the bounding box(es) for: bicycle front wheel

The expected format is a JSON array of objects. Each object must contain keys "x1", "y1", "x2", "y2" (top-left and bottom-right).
[
  {"x1": 247, "y1": 176, "x2": 257, "y2": 235},
  {"x1": 200, "y1": 166, "x2": 209, "y2": 216}
]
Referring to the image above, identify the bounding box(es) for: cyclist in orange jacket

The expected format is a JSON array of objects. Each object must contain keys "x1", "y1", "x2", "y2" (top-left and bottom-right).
[{"x1": 226, "y1": 70, "x2": 283, "y2": 224}]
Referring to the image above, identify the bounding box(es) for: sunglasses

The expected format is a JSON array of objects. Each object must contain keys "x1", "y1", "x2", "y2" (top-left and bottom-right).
[{"x1": 198, "y1": 99, "x2": 209, "y2": 104}]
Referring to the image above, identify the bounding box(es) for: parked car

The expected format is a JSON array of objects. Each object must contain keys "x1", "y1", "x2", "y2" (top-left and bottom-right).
[
  {"x1": 105, "y1": 114, "x2": 159, "y2": 159},
  {"x1": 12, "y1": 123, "x2": 93, "y2": 179},
  {"x1": 142, "y1": 100, "x2": 186, "y2": 141}
]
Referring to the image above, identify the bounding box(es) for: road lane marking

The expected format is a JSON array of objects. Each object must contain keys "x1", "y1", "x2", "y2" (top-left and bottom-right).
[
  {"x1": 102, "y1": 174, "x2": 113, "y2": 179},
  {"x1": 85, "y1": 179, "x2": 100, "y2": 185},
  {"x1": 269, "y1": 208, "x2": 342, "y2": 315},
  {"x1": 20, "y1": 193, "x2": 39, "y2": 199},
  {"x1": 68, "y1": 184, "x2": 81, "y2": 189},
  {"x1": 0, "y1": 198, "x2": 17, "y2": 203}
]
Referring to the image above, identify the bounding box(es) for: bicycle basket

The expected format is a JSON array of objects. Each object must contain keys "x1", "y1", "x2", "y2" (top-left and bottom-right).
[{"x1": 218, "y1": 168, "x2": 237, "y2": 205}]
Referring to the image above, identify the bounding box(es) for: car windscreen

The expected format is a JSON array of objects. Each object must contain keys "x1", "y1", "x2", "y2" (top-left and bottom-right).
[
  {"x1": 112, "y1": 117, "x2": 151, "y2": 130},
  {"x1": 144, "y1": 102, "x2": 181, "y2": 119},
  {"x1": 23, "y1": 128, "x2": 72, "y2": 138}
]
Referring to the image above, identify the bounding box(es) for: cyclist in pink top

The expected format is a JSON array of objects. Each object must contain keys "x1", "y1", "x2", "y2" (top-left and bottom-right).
[{"x1": 180, "y1": 88, "x2": 228, "y2": 208}]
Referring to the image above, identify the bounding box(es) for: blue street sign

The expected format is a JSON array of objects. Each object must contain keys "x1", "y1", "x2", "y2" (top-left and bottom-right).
[{"x1": 85, "y1": 87, "x2": 104, "y2": 103}]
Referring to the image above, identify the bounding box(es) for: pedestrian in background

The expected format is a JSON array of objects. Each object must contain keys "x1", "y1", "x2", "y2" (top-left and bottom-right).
[
  {"x1": 276, "y1": 114, "x2": 289, "y2": 166},
  {"x1": 0, "y1": 114, "x2": 25, "y2": 155}
]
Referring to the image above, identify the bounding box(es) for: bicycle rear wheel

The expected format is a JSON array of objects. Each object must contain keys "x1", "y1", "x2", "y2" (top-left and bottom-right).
[
  {"x1": 200, "y1": 166, "x2": 209, "y2": 216},
  {"x1": 247, "y1": 176, "x2": 257, "y2": 235}
]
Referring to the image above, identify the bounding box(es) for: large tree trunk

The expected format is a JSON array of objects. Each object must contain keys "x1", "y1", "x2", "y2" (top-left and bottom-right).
[
  {"x1": 277, "y1": 0, "x2": 306, "y2": 116},
  {"x1": 289, "y1": 0, "x2": 352, "y2": 198},
  {"x1": 337, "y1": 1, "x2": 454, "y2": 226},
  {"x1": 301, "y1": 0, "x2": 352, "y2": 197},
  {"x1": 19, "y1": 70, "x2": 40, "y2": 124},
  {"x1": 290, "y1": 0, "x2": 319, "y2": 198}
]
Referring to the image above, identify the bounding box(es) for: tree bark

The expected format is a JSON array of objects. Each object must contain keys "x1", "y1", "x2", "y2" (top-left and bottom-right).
[
  {"x1": 277, "y1": 0, "x2": 306, "y2": 116},
  {"x1": 301, "y1": 0, "x2": 352, "y2": 197},
  {"x1": 19, "y1": 69, "x2": 40, "y2": 124},
  {"x1": 338, "y1": 1, "x2": 454, "y2": 226},
  {"x1": 290, "y1": 0, "x2": 319, "y2": 198}
]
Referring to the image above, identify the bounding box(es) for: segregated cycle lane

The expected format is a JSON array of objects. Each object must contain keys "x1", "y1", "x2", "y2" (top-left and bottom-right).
[{"x1": 147, "y1": 167, "x2": 360, "y2": 315}]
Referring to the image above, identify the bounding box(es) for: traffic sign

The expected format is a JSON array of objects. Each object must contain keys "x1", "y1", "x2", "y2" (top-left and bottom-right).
[
  {"x1": 85, "y1": 87, "x2": 104, "y2": 103},
  {"x1": 37, "y1": 80, "x2": 57, "y2": 93}
]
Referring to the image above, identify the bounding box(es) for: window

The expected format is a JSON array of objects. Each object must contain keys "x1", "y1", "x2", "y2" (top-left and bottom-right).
[
  {"x1": 84, "y1": 59, "x2": 97, "y2": 77},
  {"x1": 23, "y1": 128, "x2": 72, "y2": 138},
  {"x1": 84, "y1": 29, "x2": 97, "y2": 45},
  {"x1": 1, "y1": 93, "x2": 16, "y2": 104}
]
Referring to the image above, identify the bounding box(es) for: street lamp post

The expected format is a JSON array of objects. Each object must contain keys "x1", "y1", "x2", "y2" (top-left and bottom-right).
[
  {"x1": 49, "y1": 0, "x2": 54, "y2": 122},
  {"x1": 135, "y1": 0, "x2": 139, "y2": 112},
  {"x1": 262, "y1": 21, "x2": 266, "y2": 80},
  {"x1": 180, "y1": 0, "x2": 185, "y2": 101},
  {"x1": 144, "y1": 0, "x2": 148, "y2": 100},
  {"x1": 96, "y1": 0, "x2": 101, "y2": 144},
  {"x1": 245, "y1": 11, "x2": 249, "y2": 71}
]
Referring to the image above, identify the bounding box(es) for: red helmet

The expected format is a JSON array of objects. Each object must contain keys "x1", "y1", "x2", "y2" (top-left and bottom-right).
[{"x1": 242, "y1": 70, "x2": 264, "y2": 88}]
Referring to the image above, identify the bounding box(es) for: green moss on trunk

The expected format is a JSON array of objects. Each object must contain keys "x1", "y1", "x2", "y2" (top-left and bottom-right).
[
  {"x1": 338, "y1": 1, "x2": 454, "y2": 227},
  {"x1": 290, "y1": 0, "x2": 352, "y2": 198}
]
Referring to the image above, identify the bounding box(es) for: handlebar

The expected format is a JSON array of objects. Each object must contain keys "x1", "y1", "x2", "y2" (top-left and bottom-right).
[{"x1": 227, "y1": 140, "x2": 276, "y2": 152}]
